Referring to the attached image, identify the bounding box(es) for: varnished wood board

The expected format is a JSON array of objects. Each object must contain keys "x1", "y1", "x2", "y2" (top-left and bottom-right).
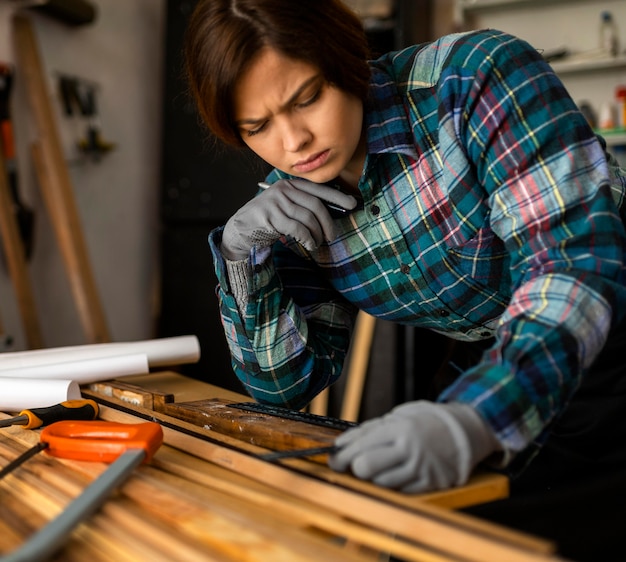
[
  {"x1": 86, "y1": 403, "x2": 560, "y2": 562},
  {"x1": 161, "y1": 398, "x2": 340, "y2": 458},
  {"x1": 0, "y1": 413, "x2": 371, "y2": 561},
  {"x1": 82, "y1": 387, "x2": 510, "y2": 511}
]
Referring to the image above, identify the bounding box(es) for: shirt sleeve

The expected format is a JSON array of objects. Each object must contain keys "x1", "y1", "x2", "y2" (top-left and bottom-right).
[
  {"x1": 208, "y1": 207, "x2": 358, "y2": 410},
  {"x1": 435, "y1": 31, "x2": 626, "y2": 461}
]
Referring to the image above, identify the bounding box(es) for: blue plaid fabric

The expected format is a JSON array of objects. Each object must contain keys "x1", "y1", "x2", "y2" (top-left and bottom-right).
[{"x1": 209, "y1": 29, "x2": 626, "y2": 458}]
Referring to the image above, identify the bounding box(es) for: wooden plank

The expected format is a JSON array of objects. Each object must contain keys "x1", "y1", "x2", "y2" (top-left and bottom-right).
[
  {"x1": 12, "y1": 15, "x2": 110, "y2": 343},
  {"x1": 87, "y1": 499, "x2": 230, "y2": 562},
  {"x1": 3, "y1": 416, "x2": 447, "y2": 561},
  {"x1": 82, "y1": 382, "x2": 511, "y2": 511},
  {"x1": 151, "y1": 446, "x2": 465, "y2": 562},
  {"x1": 0, "y1": 464, "x2": 221, "y2": 561},
  {"x1": 94, "y1": 403, "x2": 558, "y2": 562},
  {"x1": 161, "y1": 398, "x2": 340, "y2": 460},
  {"x1": 96, "y1": 371, "x2": 248, "y2": 404},
  {"x1": 0, "y1": 125, "x2": 43, "y2": 348},
  {"x1": 341, "y1": 311, "x2": 376, "y2": 422},
  {"x1": 0, "y1": 486, "x2": 43, "y2": 545},
  {"x1": 88, "y1": 380, "x2": 175, "y2": 411},
  {"x1": 0, "y1": 421, "x2": 354, "y2": 560},
  {"x1": 122, "y1": 469, "x2": 367, "y2": 562},
  {"x1": 0, "y1": 408, "x2": 550, "y2": 561},
  {"x1": 0, "y1": 416, "x2": 369, "y2": 561},
  {"x1": 85, "y1": 380, "x2": 341, "y2": 460}
]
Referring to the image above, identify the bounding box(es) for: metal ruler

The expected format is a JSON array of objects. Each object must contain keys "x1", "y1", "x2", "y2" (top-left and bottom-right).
[{"x1": 229, "y1": 402, "x2": 358, "y2": 431}]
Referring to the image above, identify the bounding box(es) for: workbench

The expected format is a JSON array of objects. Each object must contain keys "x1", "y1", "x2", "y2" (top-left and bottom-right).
[{"x1": 0, "y1": 371, "x2": 562, "y2": 561}]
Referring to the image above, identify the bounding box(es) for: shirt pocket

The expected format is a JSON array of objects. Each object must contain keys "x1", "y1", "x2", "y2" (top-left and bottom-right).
[
  {"x1": 446, "y1": 220, "x2": 508, "y2": 282},
  {"x1": 442, "y1": 219, "x2": 512, "y2": 326}
]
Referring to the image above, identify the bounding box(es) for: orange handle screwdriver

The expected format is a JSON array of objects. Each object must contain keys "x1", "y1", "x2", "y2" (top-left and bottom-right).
[{"x1": 0, "y1": 399, "x2": 99, "y2": 429}]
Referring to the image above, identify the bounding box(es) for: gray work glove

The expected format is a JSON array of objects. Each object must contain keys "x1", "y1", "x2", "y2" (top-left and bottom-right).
[
  {"x1": 329, "y1": 401, "x2": 500, "y2": 493},
  {"x1": 221, "y1": 178, "x2": 358, "y2": 260}
]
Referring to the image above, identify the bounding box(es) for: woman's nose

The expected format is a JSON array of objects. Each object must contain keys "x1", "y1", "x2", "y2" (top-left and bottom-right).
[{"x1": 281, "y1": 118, "x2": 312, "y2": 153}]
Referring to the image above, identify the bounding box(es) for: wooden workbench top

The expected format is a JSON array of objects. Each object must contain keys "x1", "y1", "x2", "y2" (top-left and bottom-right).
[
  {"x1": 120, "y1": 370, "x2": 248, "y2": 402},
  {"x1": 0, "y1": 371, "x2": 561, "y2": 561}
]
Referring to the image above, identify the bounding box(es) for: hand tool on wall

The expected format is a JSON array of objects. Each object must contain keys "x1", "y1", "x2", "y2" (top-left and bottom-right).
[
  {"x1": 58, "y1": 75, "x2": 116, "y2": 161},
  {"x1": 0, "y1": 420, "x2": 163, "y2": 562},
  {"x1": 75, "y1": 82, "x2": 115, "y2": 159},
  {"x1": 0, "y1": 399, "x2": 99, "y2": 429},
  {"x1": 0, "y1": 63, "x2": 35, "y2": 260}
]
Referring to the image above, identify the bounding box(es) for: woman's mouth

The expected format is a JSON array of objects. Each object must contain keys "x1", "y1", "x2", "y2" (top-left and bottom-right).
[{"x1": 293, "y1": 149, "x2": 330, "y2": 174}]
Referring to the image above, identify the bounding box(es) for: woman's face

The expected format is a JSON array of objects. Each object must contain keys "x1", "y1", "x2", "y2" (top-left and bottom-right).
[{"x1": 233, "y1": 47, "x2": 365, "y2": 187}]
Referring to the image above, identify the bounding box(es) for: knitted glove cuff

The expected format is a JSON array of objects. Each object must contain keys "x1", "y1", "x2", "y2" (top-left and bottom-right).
[{"x1": 224, "y1": 257, "x2": 252, "y2": 312}]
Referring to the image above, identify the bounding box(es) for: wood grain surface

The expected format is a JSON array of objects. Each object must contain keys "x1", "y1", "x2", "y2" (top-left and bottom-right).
[{"x1": 0, "y1": 373, "x2": 563, "y2": 561}]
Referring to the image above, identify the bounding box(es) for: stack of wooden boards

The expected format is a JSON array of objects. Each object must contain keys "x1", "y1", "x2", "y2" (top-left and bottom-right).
[{"x1": 0, "y1": 374, "x2": 563, "y2": 561}]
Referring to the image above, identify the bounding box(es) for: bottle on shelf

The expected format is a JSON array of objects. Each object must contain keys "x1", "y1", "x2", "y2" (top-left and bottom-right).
[
  {"x1": 599, "y1": 101, "x2": 616, "y2": 130},
  {"x1": 616, "y1": 86, "x2": 626, "y2": 129},
  {"x1": 600, "y1": 11, "x2": 619, "y2": 57}
]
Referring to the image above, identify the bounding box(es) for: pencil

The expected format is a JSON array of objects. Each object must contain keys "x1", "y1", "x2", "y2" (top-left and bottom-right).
[{"x1": 257, "y1": 181, "x2": 351, "y2": 217}]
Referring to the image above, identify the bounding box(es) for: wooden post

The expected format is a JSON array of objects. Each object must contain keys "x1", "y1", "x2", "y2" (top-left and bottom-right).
[
  {"x1": 0, "y1": 133, "x2": 43, "y2": 348},
  {"x1": 309, "y1": 311, "x2": 376, "y2": 420},
  {"x1": 341, "y1": 311, "x2": 376, "y2": 422},
  {"x1": 308, "y1": 387, "x2": 329, "y2": 416},
  {"x1": 12, "y1": 14, "x2": 110, "y2": 343}
]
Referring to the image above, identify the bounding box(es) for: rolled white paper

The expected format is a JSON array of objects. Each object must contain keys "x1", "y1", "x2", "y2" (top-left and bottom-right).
[
  {"x1": 0, "y1": 335, "x2": 200, "y2": 372},
  {"x1": 0, "y1": 378, "x2": 81, "y2": 411},
  {"x1": 0, "y1": 354, "x2": 149, "y2": 383}
]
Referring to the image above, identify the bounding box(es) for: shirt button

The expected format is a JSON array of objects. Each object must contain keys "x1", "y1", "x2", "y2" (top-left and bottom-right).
[
  {"x1": 400, "y1": 264, "x2": 410, "y2": 274},
  {"x1": 438, "y1": 309, "x2": 450, "y2": 317},
  {"x1": 371, "y1": 204, "x2": 380, "y2": 216},
  {"x1": 253, "y1": 264, "x2": 262, "y2": 274}
]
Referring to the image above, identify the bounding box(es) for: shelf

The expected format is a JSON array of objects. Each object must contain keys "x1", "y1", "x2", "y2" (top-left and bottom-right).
[
  {"x1": 459, "y1": 0, "x2": 589, "y2": 13},
  {"x1": 362, "y1": 17, "x2": 395, "y2": 33},
  {"x1": 550, "y1": 55, "x2": 626, "y2": 76},
  {"x1": 596, "y1": 128, "x2": 626, "y2": 146}
]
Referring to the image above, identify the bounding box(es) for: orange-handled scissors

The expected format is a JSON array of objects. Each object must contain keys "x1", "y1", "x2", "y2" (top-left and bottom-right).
[{"x1": 1, "y1": 420, "x2": 163, "y2": 562}]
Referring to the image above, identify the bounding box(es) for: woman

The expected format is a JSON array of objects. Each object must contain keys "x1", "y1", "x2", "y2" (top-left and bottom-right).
[{"x1": 184, "y1": 1, "x2": 626, "y2": 558}]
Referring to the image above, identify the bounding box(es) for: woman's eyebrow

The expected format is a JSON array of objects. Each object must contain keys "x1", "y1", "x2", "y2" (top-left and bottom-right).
[{"x1": 235, "y1": 74, "x2": 322, "y2": 126}]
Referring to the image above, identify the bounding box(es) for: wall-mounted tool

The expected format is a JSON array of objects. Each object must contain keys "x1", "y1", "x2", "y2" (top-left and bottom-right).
[{"x1": 58, "y1": 75, "x2": 116, "y2": 161}]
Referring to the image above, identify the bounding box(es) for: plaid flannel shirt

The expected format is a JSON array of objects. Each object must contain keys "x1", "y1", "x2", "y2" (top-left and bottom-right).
[{"x1": 209, "y1": 29, "x2": 626, "y2": 459}]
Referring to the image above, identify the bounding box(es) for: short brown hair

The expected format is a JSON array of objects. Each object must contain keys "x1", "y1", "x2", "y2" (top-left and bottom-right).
[{"x1": 184, "y1": 0, "x2": 371, "y2": 146}]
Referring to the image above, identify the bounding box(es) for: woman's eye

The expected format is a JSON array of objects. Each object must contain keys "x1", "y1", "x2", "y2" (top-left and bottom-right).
[
  {"x1": 297, "y1": 88, "x2": 322, "y2": 109},
  {"x1": 246, "y1": 122, "x2": 268, "y2": 137}
]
